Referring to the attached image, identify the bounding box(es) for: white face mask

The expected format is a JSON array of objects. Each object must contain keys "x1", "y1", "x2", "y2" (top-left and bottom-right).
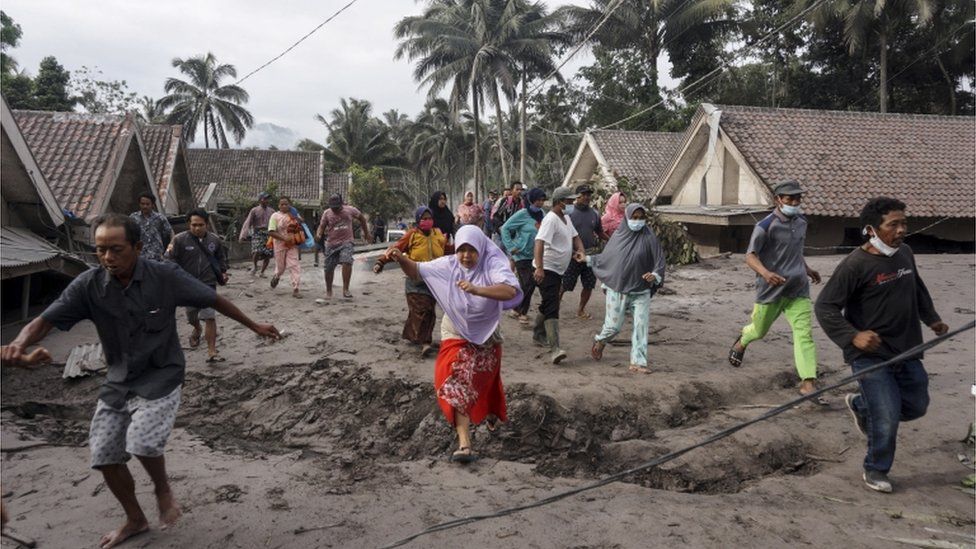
[
  {"x1": 863, "y1": 226, "x2": 899, "y2": 257},
  {"x1": 627, "y1": 219, "x2": 646, "y2": 231},
  {"x1": 780, "y1": 204, "x2": 801, "y2": 217}
]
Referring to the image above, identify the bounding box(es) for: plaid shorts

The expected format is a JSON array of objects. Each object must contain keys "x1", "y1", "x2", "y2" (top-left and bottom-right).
[
  {"x1": 323, "y1": 241, "x2": 355, "y2": 271},
  {"x1": 561, "y1": 258, "x2": 596, "y2": 292},
  {"x1": 88, "y1": 386, "x2": 181, "y2": 469}
]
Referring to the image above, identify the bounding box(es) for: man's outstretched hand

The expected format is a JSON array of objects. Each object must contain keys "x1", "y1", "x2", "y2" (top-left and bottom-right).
[
  {"x1": 253, "y1": 324, "x2": 282, "y2": 340},
  {"x1": 1, "y1": 345, "x2": 53, "y2": 368}
]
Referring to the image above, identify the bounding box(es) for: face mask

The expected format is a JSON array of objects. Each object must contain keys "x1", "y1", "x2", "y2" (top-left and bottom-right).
[
  {"x1": 564, "y1": 204, "x2": 575, "y2": 214},
  {"x1": 863, "y1": 226, "x2": 898, "y2": 257},
  {"x1": 418, "y1": 219, "x2": 434, "y2": 231},
  {"x1": 780, "y1": 204, "x2": 801, "y2": 217},
  {"x1": 627, "y1": 219, "x2": 646, "y2": 231},
  {"x1": 528, "y1": 205, "x2": 542, "y2": 213}
]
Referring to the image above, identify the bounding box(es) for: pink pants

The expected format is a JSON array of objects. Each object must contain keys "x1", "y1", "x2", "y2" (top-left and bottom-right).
[{"x1": 273, "y1": 245, "x2": 301, "y2": 290}]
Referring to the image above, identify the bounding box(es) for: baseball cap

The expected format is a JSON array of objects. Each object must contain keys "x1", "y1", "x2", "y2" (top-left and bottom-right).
[
  {"x1": 328, "y1": 194, "x2": 343, "y2": 207},
  {"x1": 258, "y1": 191, "x2": 271, "y2": 199},
  {"x1": 574, "y1": 184, "x2": 594, "y2": 195},
  {"x1": 772, "y1": 180, "x2": 803, "y2": 196},
  {"x1": 551, "y1": 187, "x2": 579, "y2": 203}
]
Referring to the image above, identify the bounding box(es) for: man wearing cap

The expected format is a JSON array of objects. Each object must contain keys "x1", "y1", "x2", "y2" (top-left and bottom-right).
[
  {"x1": 533, "y1": 186, "x2": 586, "y2": 364},
  {"x1": 562, "y1": 184, "x2": 611, "y2": 319},
  {"x1": 315, "y1": 194, "x2": 372, "y2": 299},
  {"x1": 238, "y1": 192, "x2": 275, "y2": 277},
  {"x1": 729, "y1": 180, "x2": 822, "y2": 399}
]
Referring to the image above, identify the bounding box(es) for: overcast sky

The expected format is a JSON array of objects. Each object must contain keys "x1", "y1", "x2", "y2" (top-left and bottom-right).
[{"x1": 3, "y1": 0, "x2": 615, "y2": 149}]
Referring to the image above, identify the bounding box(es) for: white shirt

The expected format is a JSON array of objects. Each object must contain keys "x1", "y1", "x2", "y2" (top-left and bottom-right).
[{"x1": 534, "y1": 210, "x2": 578, "y2": 275}]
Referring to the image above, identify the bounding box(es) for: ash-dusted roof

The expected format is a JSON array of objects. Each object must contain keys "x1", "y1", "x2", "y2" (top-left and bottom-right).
[
  {"x1": 662, "y1": 105, "x2": 975, "y2": 218},
  {"x1": 0, "y1": 226, "x2": 90, "y2": 279},
  {"x1": 590, "y1": 130, "x2": 685, "y2": 194},
  {"x1": 142, "y1": 124, "x2": 193, "y2": 214},
  {"x1": 13, "y1": 110, "x2": 153, "y2": 221},
  {"x1": 186, "y1": 149, "x2": 323, "y2": 206}
]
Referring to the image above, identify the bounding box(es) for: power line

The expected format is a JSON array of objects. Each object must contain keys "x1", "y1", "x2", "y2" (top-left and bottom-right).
[
  {"x1": 381, "y1": 319, "x2": 975, "y2": 548},
  {"x1": 235, "y1": 0, "x2": 364, "y2": 85}
]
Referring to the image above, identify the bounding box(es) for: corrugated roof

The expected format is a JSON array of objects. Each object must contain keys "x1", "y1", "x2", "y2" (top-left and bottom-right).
[
  {"x1": 589, "y1": 130, "x2": 684, "y2": 195},
  {"x1": 12, "y1": 110, "x2": 137, "y2": 220},
  {"x1": 186, "y1": 148, "x2": 323, "y2": 205},
  {"x1": 0, "y1": 226, "x2": 88, "y2": 273}
]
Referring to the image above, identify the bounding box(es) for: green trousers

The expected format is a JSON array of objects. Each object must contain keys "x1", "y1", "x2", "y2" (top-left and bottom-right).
[{"x1": 740, "y1": 297, "x2": 817, "y2": 380}]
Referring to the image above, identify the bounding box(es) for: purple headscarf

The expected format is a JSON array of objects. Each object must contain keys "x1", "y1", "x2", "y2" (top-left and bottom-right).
[{"x1": 418, "y1": 225, "x2": 522, "y2": 344}]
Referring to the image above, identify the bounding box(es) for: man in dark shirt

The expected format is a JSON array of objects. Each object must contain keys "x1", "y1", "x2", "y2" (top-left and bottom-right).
[
  {"x1": 561, "y1": 184, "x2": 610, "y2": 319},
  {"x1": 815, "y1": 197, "x2": 947, "y2": 494},
  {"x1": 1, "y1": 214, "x2": 280, "y2": 548},
  {"x1": 728, "y1": 180, "x2": 821, "y2": 399},
  {"x1": 166, "y1": 209, "x2": 229, "y2": 363}
]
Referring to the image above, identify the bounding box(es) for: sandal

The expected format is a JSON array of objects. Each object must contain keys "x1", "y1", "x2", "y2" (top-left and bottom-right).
[
  {"x1": 450, "y1": 447, "x2": 477, "y2": 464},
  {"x1": 517, "y1": 314, "x2": 530, "y2": 326},
  {"x1": 591, "y1": 340, "x2": 606, "y2": 361},
  {"x1": 629, "y1": 364, "x2": 651, "y2": 375},
  {"x1": 486, "y1": 416, "x2": 499, "y2": 432},
  {"x1": 576, "y1": 311, "x2": 592, "y2": 320},
  {"x1": 206, "y1": 354, "x2": 226, "y2": 363},
  {"x1": 728, "y1": 336, "x2": 745, "y2": 367}
]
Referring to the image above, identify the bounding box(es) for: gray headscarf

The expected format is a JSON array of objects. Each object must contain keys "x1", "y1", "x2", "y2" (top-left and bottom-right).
[{"x1": 590, "y1": 203, "x2": 666, "y2": 294}]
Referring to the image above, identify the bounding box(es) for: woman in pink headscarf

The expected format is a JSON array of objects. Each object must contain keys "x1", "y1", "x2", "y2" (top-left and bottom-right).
[
  {"x1": 385, "y1": 225, "x2": 521, "y2": 463},
  {"x1": 601, "y1": 191, "x2": 628, "y2": 236},
  {"x1": 455, "y1": 191, "x2": 485, "y2": 228}
]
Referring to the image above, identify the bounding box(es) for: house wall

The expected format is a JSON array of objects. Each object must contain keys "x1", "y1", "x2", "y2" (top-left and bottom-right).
[
  {"x1": 107, "y1": 141, "x2": 154, "y2": 217},
  {"x1": 670, "y1": 134, "x2": 768, "y2": 208}
]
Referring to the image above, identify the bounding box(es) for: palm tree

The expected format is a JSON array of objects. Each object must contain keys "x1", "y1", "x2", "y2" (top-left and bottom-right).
[
  {"x1": 558, "y1": 0, "x2": 734, "y2": 103},
  {"x1": 136, "y1": 96, "x2": 167, "y2": 124},
  {"x1": 313, "y1": 98, "x2": 403, "y2": 171},
  {"x1": 796, "y1": 0, "x2": 935, "y2": 112},
  {"x1": 408, "y1": 98, "x2": 472, "y2": 203},
  {"x1": 159, "y1": 52, "x2": 253, "y2": 148}
]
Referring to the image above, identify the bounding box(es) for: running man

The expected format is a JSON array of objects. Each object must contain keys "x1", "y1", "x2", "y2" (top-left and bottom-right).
[
  {"x1": 315, "y1": 194, "x2": 372, "y2": 298},
  {"x1": 533, "y1": 186, "x2": 586, "y2": 364},
  {"x1": 728, "y1": 180, "x2": 822, "y2": 398},
  {"x1": 0, "y1": 213, "x2": 279, "y2": 548},
  {"x1": 166, "y1": 209, "x2": 229, "y2": 363},
  {"x1": 129, "y1": 192, "x2": 173, "y2": 262},
  {"x1": 815, "y1": 197, "x2": 947, "y2": 493},
  {"x1": 561, "y1": 184, "x2": 610, "y2": 319},
  {"x1": 238, "y1": 191, "x2": 275, "y2": 277}
]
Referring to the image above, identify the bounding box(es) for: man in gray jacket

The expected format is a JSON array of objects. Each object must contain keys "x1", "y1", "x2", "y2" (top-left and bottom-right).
[{"x1": 166, "y1": 209, "x2": 229, "y2": 362}]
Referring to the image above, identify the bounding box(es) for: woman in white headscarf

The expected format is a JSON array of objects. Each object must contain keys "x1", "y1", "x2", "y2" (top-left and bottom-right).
[{"x1": 588, "y1": 204, "x2": 666, "y2": 374}]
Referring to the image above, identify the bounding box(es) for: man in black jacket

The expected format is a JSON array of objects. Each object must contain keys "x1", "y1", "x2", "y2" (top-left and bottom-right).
[{"x1": 815, "y1": 197, "x2": 948, "y2": 493}]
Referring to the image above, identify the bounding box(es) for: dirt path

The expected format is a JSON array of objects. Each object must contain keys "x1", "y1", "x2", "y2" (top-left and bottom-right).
[{"x1": 2, "y1": 253, "x2": 974, "y2": 548}]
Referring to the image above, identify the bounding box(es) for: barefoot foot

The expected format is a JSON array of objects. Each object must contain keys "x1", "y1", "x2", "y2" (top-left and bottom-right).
[
  {"x1": 156, "y1": 489, "x2": 182, "y2": 530},
  {"x1": 100, "y1": 519, "x2": 149, "y2": 549}
]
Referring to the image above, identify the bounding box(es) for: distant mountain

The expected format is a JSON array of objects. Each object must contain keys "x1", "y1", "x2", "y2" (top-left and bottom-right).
[{"x1": 238, "y1": 122, "x2": 301, "y2": 150}]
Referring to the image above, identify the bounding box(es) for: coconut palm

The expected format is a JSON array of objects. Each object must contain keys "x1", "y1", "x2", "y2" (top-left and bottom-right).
[
  {"x1": 796, "y1": 0, "x2": 935, "y2": 112},
  {"x1": 408, "y1": 98, "x2": 472, "y2": 202},
  {"x1": 159, "y1": 52, "x2": 253, "y2": 148},
  {"x1": 136, "y1": 96, "x2": 167, "y2": 124},
  {"x1": 312, "y1": 97, "x2": 403, "y2": 171}
]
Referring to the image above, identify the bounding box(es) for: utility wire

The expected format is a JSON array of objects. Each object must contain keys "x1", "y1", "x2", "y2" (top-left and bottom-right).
[
  {"x1": 381, "y1": 319, "x2": 976, "y2": 548},
  {"x1": 236, "y1": 0, "x2": 363, "y2": 85}
]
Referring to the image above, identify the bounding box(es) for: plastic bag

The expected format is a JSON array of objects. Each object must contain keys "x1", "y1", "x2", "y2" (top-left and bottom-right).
[{"x1": 300, "y1": 223, "x2": 316, "y2": 250}]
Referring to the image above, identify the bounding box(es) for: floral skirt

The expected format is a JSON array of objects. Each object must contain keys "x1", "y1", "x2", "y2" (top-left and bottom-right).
[
  {"x1": 434, "y1": 338, "x2": 506, "y2": 426},
  {"x1": 251, "y1": 228, "x2": 274, "y2": 257}
]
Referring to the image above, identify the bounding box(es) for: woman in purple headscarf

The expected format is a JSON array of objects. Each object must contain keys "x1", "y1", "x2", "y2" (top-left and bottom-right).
[{"x1": 384, "y1": 225, "x2": 522, "y2": 463}]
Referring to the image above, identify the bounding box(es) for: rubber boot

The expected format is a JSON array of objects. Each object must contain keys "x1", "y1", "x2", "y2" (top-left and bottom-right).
[
  {"x1": 532, "y1": 314, "x2": 548, "y2": 347},
  {"x1": 545, "y1": 319, "x2": 567, "y2": 364}
]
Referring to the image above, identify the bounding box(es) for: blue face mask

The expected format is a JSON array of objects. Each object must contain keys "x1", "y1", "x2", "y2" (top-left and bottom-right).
[
  {"x1": 528, "y1": 205, "x2": 542, "y2": 213},
  {"x1": 627, "y1": 219, "x2": 646, "y2": 231},
  {"x1": 564, "y1": 204, "x2": 575, "y2": 214},
  {"x1": 780, "y1": 204, "x2": 801, "y2": 217}
]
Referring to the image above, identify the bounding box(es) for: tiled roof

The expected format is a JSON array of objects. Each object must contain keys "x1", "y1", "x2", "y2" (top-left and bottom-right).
[
  {"x1": 141, "y1": 124, "x2": 183, "y2": 208},
  {"x1": 714, "y1": 105, "x2": 975, "y2": 218},
  {"x1": 186, "y1": 149, "x2": 323, "y2": 206},
  {"x1": 590, "y1": 130, "x2": 684, "y2": 196},
  {"x1": 323, "y1": 172, "x2": 351, "y2": 201},
  {"x1": 12, "y1": 110, "x2": 137, "y2": 220}
]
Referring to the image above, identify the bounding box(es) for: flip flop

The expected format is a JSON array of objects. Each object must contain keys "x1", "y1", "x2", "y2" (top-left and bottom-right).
[
  {"x1": 576, "y1": 311, "x2": 592, "y2": 320},
  {"x1": 629, "y1": 364, "x2": 652, "y2": 375},
  {"x1": 728, "y1": 336, "x2": 745, "y2": 367},
  {"x1": 206, "y1": 355, "x2": 226, "y2": 363},
  {"x1": 450, "y1": 447, "x2": 477, "y2": 464},
  {"x1": 591, "y1": 340, "x2": 606, "y2": 361},
  {"x1": 342, "y1": 292, "x2": 353, "y2": 299},
  {"x1": 485, "y1": 416, "x2": 499, "y2": 432}
]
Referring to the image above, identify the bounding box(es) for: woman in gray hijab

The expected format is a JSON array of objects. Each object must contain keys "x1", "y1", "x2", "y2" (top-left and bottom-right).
[{"x1": 587, "y1": 203, "x2": 666, "y2": 374}]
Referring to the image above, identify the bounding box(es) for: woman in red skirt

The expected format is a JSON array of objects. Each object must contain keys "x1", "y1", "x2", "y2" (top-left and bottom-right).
[{"x1": 385, "y1": 225, "x2": 521, "y2": 462}]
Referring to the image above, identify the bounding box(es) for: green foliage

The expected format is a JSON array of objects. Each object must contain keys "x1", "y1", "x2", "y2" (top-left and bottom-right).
[
  {"x1": 71, "y1": 66, "x2": 138, "y2": 114},
  {"x1": 348, "y1": 164, "x2": 411, "y2": 221},
  {"x1": 1, "y1": 10, "x2": 22, "y2": 75},
  {"x1": 1, "y1": 72, "x2": 33, "y2": 108},
  {"x1": 160, "y1": 52, "x2": 253, "y2": 148},
  {"x1": 311, "y1": 98, "x2": 403, "y2": 172},
  {"x1": 136, "y1": 96, "x2": 166, "y2": 124},
  {"x1": 32, "y1": 56, "x2": 74, "y2": 111}
]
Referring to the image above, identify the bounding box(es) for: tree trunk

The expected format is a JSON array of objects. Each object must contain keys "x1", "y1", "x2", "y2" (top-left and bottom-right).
[
  {"x1": 935, "y1": 54, "x2": 957, "y2": 115},
  {"x1": 519, "y1": 72, "x2": 527, "y2": 184},
  {"x1": 878, "y1": 25, "x2": 889, "y2": 113},
  {"x1": 203, "y1": 111, "x2": 210, "y2": 149},
  {"x1": 472, "y1": 91, "x2": 482, "y2": 202},
  {"x1": 492, "y1": 87, "x2": 510, "y2": 186}
]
